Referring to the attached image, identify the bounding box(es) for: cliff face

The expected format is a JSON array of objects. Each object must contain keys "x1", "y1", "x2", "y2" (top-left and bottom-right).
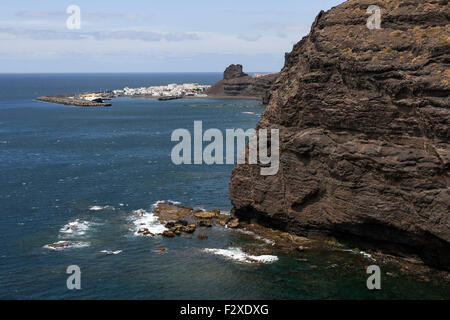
[
  {"x1": 207, "y1": 64, "x2": 278, "y2": 100},
  {"x1": 229, "y1": 0, "x2": 450, "y2": 269}
]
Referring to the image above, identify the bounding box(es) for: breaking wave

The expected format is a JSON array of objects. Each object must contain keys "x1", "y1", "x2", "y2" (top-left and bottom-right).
[
  {"x1": 100, "y1": 250, "x2": 123, "y2": 255},
  {"x1": 59, "y1": 220, "x2": 92, "y2": 237},
  {"x1": 130, "y1": 209, "x2": 167, "y2": 236},
  {"x1": 341, "y1": 249, "x2": 376, "y2": 262},
  {"x1": 43, "y1": 241, "x2": 90, "y2": 251},
  {"x1": 235, "y1": 229, "x2": 275, "y2": 246},
  {"x1": 203, "y1": 247, "x2": 278, "y2": 264},
  {"x1": 89, "y1": 205, "x2": 114, "y2": 211}
]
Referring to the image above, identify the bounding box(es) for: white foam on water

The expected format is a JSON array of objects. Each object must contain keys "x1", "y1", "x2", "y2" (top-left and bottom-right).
[
  {"x1": 235, "y1": 229, "x2": 275, "y2": 246},
  {"x1": 131, "y1": 209, "x2": 167, "y2": 236},
  {"x1": 89, "y1": 205, "x2": 114, "y2": 211},
  {"x1": 151, "y1": 200, "x2": 181, "y2": 208},
  {"x1": 89, "y1": 206, "x2": 104, "y2": 211},
  {"x1": 100, "y1": 250, "x2": 123, "y2": 255},
  {"x1": 342, "y1": 249, "x2": 376, "y2": 262},
  {"x1": 203, "y1": 247, "x2": 278, "y2": 264},
  {"x1": 59, "y1": 220, "x2": 92, "y2": 236},
  {"x1": 242, "y1": 112, "x2": 259, "y2": 115},
  {"x1": 71, "y1": 241, "x2": 91, "y2": 249}
]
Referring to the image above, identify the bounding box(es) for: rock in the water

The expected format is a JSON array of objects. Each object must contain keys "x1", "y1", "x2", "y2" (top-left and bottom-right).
[
  {"x1": 137, "y1": 228, "x2": 155, "y2": 237},
  {"x1": 165, "y1": 222, "x2": 175, "y2": 229},
  {"x1": 162, "y1": 231, "x2": 175, "y2": 238},
  {"x1": 46, "y1": 241, "x2": 70, "y2": 249},
  {"x1": 177, "y1": 219, "x2": 189, "y2": 226},
  {"x1": 197, "y1": 234, "x2": 208, "y2": 240},
  {"x1": 199, "y1": 220, "x2": 213, "y2": 228},
  {"x1": 194, "y1": 211, "x2": 217, "y2": 219},
  {"x1": 182, "y1": 224, "x2": 197, "y2": 234},
  {"x1": 229, "y1": 0, "x2": 450, "y2": 270},
  {"x1": 227, "y1": 218, "x2": 240, "y2": 229}
]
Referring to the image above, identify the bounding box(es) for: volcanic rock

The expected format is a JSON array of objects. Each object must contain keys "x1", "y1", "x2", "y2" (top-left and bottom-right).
[
  {"x1": 207, "y1": 64, "x2": 278, "y2": 101},
  {"x1": 229, "y1": 0, "x2": 450, "y2": 270},
  {"x1": 223, "y1": 64, "x2": 248, "y2": 80},
  {"x1": 46, "y1": 241, "x2": 70, "y2": 249}
]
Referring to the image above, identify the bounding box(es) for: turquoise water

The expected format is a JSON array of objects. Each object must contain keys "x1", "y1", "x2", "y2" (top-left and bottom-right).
[{"x1": 0, "y1": 74, "x2": 449, "y2": 299}]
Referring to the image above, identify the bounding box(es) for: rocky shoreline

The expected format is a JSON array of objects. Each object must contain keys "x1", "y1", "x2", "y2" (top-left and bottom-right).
[
  {"x1": 229, "y1": 0, "x2": 449, "y2": 272},
  {"x1": 140, "y1": 202, "x2": 449, "y2": 279},
  {"x1": 36, "y1": 65, "x2": 276, "y2": 107}
]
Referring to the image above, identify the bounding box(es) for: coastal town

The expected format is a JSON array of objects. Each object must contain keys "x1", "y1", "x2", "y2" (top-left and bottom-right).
[
  {"x1": 113, "y1": 83, "x2": 211, "y2": 98},
  {"x1": 37, "y1": 83, "x2": 212, "y2": 106},
  {"x1": 36, "y1": 66, "x2": 278, "y2": 107}
]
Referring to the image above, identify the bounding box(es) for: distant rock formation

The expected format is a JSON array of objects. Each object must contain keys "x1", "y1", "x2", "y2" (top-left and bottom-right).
[
  {"x1": 229, "y1": 0, "x2": 450, "y2": 270},
  {"x1": 207, "y1": 64, "x2": 278, "y2": 101},
  {"x1": 223, "y1": 64, "x2": 249, "y2": 80}
]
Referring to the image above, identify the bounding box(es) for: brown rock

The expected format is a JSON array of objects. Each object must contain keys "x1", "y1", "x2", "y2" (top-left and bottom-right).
[
  {"x1": 194, "y1": 211, "x2": 217, "y2": 219},
  {"x1": 223, "y1": 64, "x2": 248, "y2": 80},
  {"x1": 165, "y1": 222, "x2": 175, "y2": 228},
  {"x1": 162, "y1": 231, "x2": 175, "y2": 238},
  {"x1": 177, "y1": 219, "x2": 189, "y2": 226},
  {"x1": 227, "y1": 218, "x2": 240, "y2": 229},
  {"x1": 46, "y1": 241, "x2": 70, "y2": 249},
  {"x1": 199, "y1": 220, "x2": 212, "y2": 228},
  {"x1": 207, "y1": 64, "x2": 278, "y2": 101},
  {"x1": 153, "y1": 202, "x2": 194, "y2": 221},
  {"x1": 137, "y1": 228, "x2": 149, "y2": 234},
  {"x1": 197, "y1": 234, "x2": 209, "y2": 240},
  {"x1": 182, "y1": 224, "x2": 196, "y2": 234},
  {"x1": 217, "y1": 220, "x2": 227, "y2": 227},
  {"x1": 229, "y1": 0, "x2": 450, "y2": 271}
]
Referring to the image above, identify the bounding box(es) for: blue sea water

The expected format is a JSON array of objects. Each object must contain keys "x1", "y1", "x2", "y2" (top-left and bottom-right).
[{"x1": 0, "y1": 73, "x2": 449, "y2": 300}]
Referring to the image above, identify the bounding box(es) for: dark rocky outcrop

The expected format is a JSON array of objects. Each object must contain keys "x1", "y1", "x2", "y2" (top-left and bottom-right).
[
  {"x1": 207, "y1": 64, "x2": 278, "y2": 101},
  {"x1": 223, "y1": 64, "x2": 249, "y2": 80},
  {"x1": 230, "y1": 0, "x2": 450, "y2": 270}
]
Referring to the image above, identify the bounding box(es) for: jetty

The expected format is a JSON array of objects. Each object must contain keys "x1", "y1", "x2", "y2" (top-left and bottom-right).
[{"x1": 37, "y1": 94, "x2": 112, "y2": 107}]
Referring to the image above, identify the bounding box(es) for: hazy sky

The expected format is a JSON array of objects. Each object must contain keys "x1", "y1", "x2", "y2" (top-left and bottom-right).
[{"x1": 0, "y1": 0, "x2": 343, "y2": 73}]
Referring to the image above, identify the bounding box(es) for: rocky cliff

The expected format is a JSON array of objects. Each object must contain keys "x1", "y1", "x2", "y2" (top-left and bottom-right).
[
  {"x1": 207, "y1": 64, "x2": 278, "y2": 101},
  {"x1": 229, "y1": 0, "x2": 450, "y2": 270}
]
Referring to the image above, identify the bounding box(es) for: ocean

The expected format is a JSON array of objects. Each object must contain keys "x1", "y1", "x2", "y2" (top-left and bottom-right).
[{"x1": 0, "y1": 73, "x2": 448, "y2": 299}]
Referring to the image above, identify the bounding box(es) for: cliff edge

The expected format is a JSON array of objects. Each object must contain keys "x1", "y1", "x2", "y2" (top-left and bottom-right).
[{"x1": 229, "y1": 0, "x2": 449, "y2": 270}]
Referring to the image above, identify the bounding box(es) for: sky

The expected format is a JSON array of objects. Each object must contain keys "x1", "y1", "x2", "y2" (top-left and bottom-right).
[{"x1": 0, "y1": 0, "x2": 344, "y2": 73}]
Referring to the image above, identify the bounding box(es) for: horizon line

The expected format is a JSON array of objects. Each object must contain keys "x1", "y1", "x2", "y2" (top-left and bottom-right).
[{"x1": 0, "y1": 71, "x2": 279, "y2": 75}]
